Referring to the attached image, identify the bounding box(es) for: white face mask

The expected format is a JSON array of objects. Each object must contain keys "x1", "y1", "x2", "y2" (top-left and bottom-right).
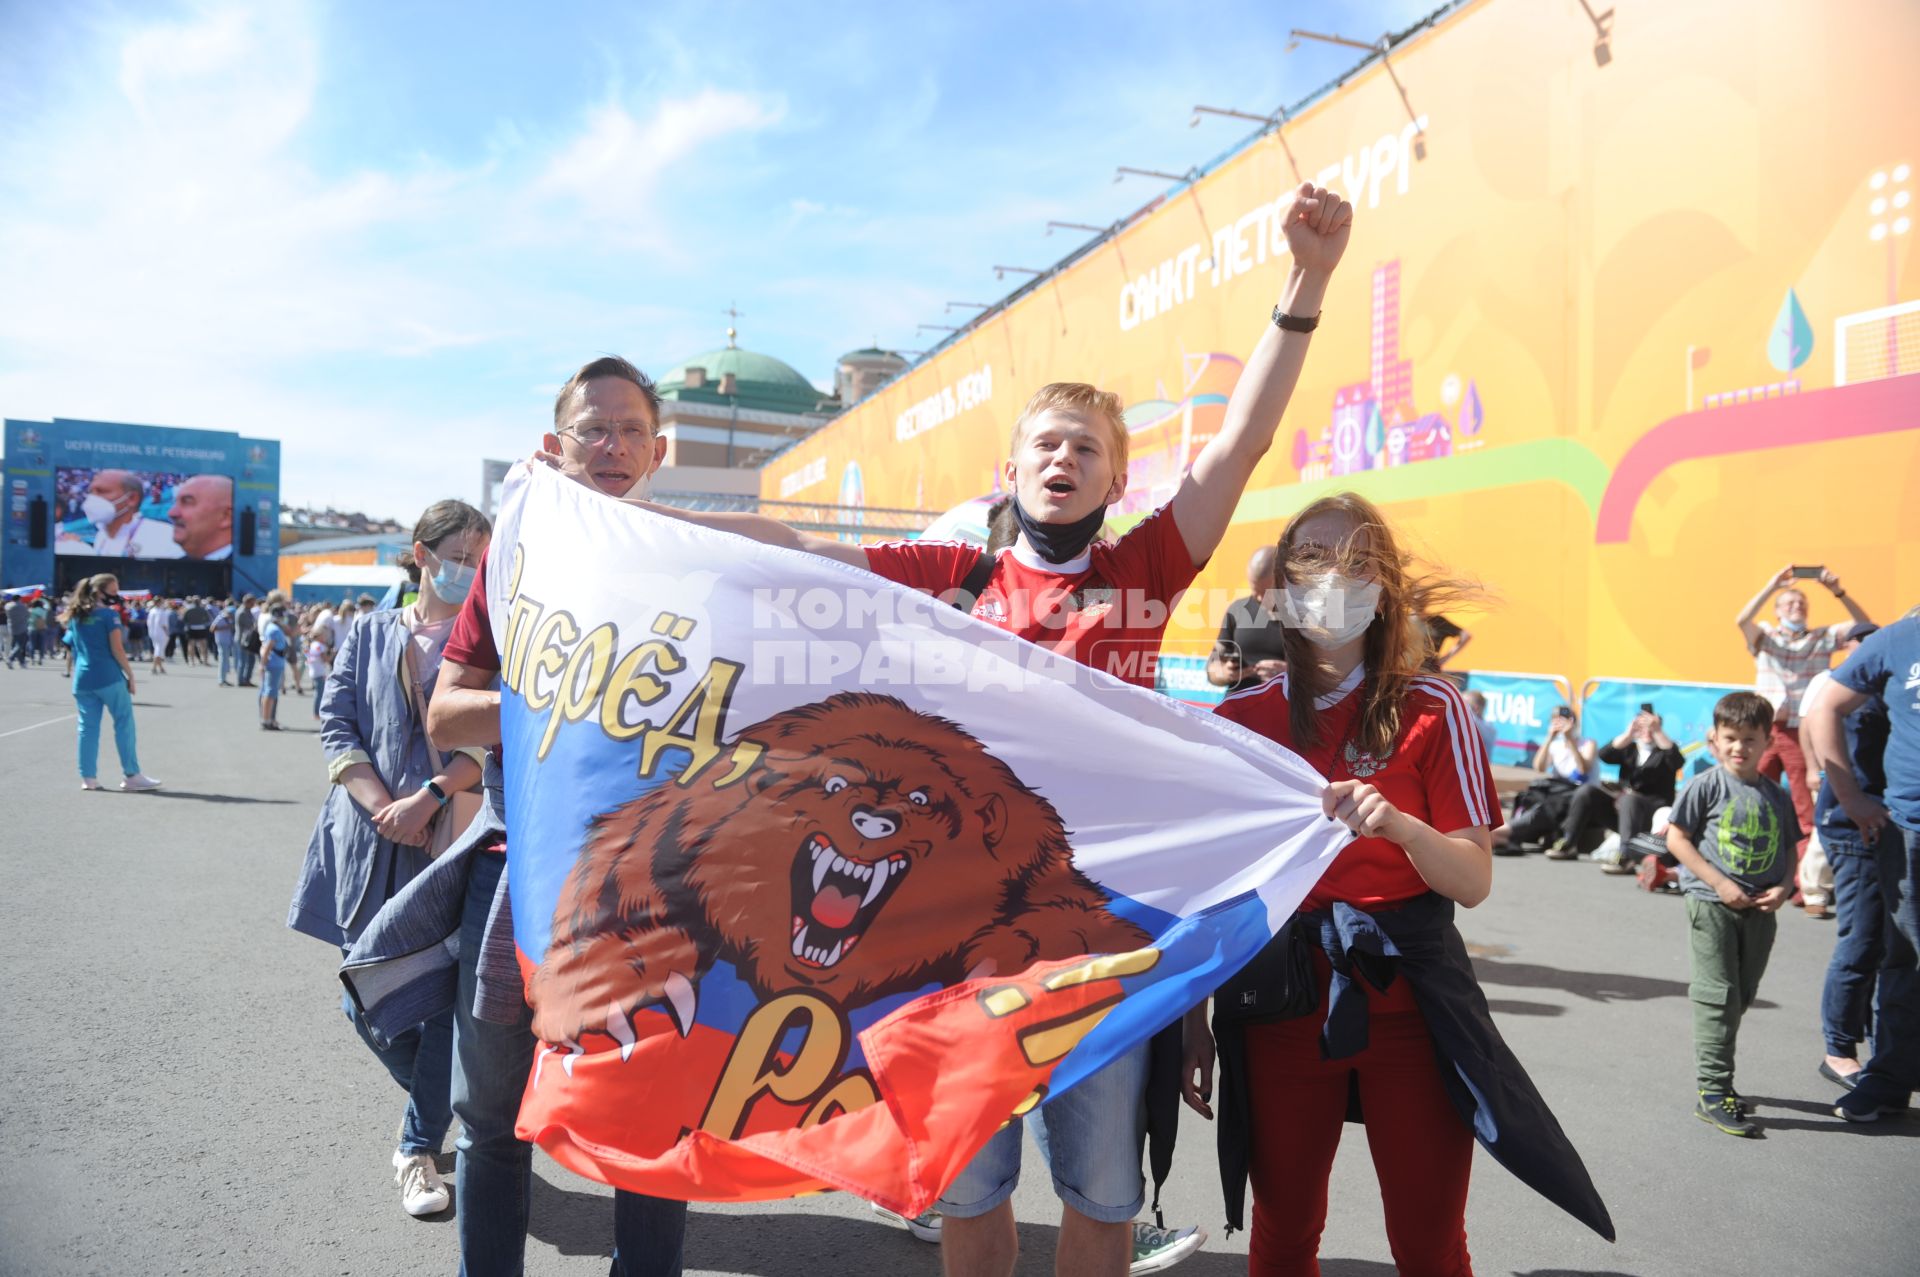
[
  {"x1": 1281, "y1": 572, "x2": 1382, "y2": 648},
  {"x1": 82, "y1": 493, "x2": 121, "y2": 527},
  {"x1": 623, "y1": 472, "x2": 653, "y2": 500}
]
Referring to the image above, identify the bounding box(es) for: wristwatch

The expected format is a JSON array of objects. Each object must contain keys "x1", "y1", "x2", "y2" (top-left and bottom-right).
[
  {"x1": 425, "y1": 779, "x2": 450, "y2": 807},
  {"x1": 1272, "y1": 306, "x2": 1321, "y2": 332}
]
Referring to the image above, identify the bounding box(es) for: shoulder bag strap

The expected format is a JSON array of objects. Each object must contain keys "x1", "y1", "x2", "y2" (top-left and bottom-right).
[{"x1": 950, "y1": 549, "x2": 997, "y2": 613}]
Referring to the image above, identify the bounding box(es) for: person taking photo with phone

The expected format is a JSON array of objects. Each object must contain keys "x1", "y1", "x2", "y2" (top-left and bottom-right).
[{"x1": 1737, "y1": 565, "x2": 1874, "y2": 888}]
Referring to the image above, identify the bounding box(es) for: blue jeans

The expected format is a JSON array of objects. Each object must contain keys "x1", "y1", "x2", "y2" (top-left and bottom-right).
[
  {"x1": 217, "y1": 634, "x2": 236, "y2": 682},
  {"x1": 1820, "y1": 828, "x2": 1886, "y2": 1057},
  {"x1": 238, "y1": 645, "x2": 256, "y2": 683},
  {"x1": 935, "y1": 1040, "x2": 1149, "y2": 1224},
  {"x1": 74, "y1": 680, "x2": 140, "y2": 779},
  {"x1": 346, "y1": 989, "x2": 456, "y2": 1155},
  {"x1": 450, "y1": 850, "x2": 687, "y2": 1277},
  {"x1": 1857, "y1": 822, "x2": 1920, "y2": 1106}
]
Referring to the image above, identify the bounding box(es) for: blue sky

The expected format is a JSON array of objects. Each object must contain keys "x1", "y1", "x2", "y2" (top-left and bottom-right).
[{"x1": 0, "y1": 0, "x2": 1437, "y2": 517}]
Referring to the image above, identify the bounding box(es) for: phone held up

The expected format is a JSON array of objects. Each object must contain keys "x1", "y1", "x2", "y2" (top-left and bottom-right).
[{"x1": 1791, "y1": 564, "x2": 1825, "y2": 579}]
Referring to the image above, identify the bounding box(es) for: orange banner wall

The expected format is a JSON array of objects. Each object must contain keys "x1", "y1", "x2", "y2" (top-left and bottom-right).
[{"x1": 761, "y1": 0, "x2": 1920, "y2": 690}]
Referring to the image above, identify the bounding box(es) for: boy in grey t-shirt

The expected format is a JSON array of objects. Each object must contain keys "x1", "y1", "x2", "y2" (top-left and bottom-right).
[{"x1": 1667, "y1": 691, "x2": 1802, "y2": 1137}]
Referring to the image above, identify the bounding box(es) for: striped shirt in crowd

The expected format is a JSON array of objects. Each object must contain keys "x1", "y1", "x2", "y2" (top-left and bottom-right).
[{"x1": 1750, "y1": 623, "x2": 1843, "y2": 725}]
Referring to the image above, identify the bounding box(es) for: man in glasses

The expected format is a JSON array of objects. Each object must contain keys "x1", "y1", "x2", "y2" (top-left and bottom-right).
[
  {"x1": 425, "y1": 355, "x2": 689, "y2": 1276},
  {"x1": 551, "y1": 395, "x2": 661, "y2": 497}
]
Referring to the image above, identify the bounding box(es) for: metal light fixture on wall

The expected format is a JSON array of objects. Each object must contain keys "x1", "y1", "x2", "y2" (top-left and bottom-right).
[
  {"x1": 1288, "y1": 28, "x2": 1429, "y2": 159},
  {"x1": 992, "y1": 265, "x2": 1044, "y2": 281},
  {"x1": 1046, "y1": 220, "x2": 1108, "y2": 236},
  {"x1": 945, "y1": 302, "x2": 990, "y2": 313},
  {"x1": 1114, "y1": 165, "x2": 1196, "y2": 185},
  {"x1": 1574, "y1": 0, "x2": 1615, "y2": 66},
  {"x1": 1191, "y1": 104, "x2": 1304, "y2": 184}
]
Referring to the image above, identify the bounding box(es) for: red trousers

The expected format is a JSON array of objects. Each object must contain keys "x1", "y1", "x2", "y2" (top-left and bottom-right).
[
  {"x1": 1758, "y1": 721, "x2": 1814, "y2": 863},
  {"x1": 1244, "y1": 991, "x2": 1474, "y2": 1277}
]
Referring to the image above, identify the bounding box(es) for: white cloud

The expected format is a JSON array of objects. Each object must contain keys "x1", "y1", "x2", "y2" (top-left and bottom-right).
[
  {"x1": 530, "y1": 88, "x2": 785, "y2": 243},
  {"x1": 0, "y1": 4, "x2": 786, "y2": 518}
]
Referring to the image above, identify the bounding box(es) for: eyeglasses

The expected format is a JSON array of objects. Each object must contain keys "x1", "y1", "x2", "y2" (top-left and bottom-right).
[{"x1": 560, "y1": 419, "x2": 656, "y2": 449}]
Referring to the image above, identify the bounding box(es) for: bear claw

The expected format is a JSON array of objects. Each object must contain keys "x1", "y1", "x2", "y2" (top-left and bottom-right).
[{"x1": 662, "y1": 973, "x2": 698, "y2": 1037}]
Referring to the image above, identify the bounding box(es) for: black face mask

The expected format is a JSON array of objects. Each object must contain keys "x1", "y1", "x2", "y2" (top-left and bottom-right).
[
  {"x1": 103, "y1": 592, "x2": 122, "y2": 605},
  {"x1": 1010, "y1": 496, "x2": 1107, "y2": 565}
]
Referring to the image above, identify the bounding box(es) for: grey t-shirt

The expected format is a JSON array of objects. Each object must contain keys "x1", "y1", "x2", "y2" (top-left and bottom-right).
[{"x1": 1669, "y1": 766, "x2": 1803, "y2": 902}]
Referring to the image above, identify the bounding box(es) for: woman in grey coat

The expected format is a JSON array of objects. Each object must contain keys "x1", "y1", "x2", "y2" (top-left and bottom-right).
[{"x1": 287, "y1": 499, "x2": 490, "y2": 1219}]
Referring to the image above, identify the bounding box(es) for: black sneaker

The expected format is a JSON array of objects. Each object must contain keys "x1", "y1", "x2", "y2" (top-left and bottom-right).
[
  {"x1": 1696, "y1": 1091, "x2": 1759, "y2": 1137},
  {"x1": 1834, "y1": 1087, "x2": 1909, "y2": 1123}
]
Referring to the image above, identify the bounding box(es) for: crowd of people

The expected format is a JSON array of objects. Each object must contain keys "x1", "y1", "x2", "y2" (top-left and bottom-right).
[
  {"x1": 18, "y1": 180, "x2": 1915, "y2": 1277},
  {"x1": 12, "y1": 579, "x2": 394, "y2": 784}
]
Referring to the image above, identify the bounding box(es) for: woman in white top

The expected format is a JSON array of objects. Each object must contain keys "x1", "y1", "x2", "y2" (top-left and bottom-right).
[
  {"x1": 306, "y1": 630, "x2": 333, "y2": 719},
  {"x1": 1536, "y1": 705, "x2": 1599, "y2": 783},
  {"x1": 1492, "y1": 706, "x2": 1600, "y2": 855},
  {"x1": 146, "y1": 601, "x2": 173, "y2": 674}
]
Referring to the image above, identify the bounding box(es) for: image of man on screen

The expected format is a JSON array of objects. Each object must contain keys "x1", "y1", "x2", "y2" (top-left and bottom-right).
[
  {"x1": 168, "y1": 474, "x2": 234, "y2": 560},
  {"x1": 53, "y1": 468, "x2": 185, "y2": 559},
  {"x1": 86, "y1": 469, "x2": 181, "y2": 558}
]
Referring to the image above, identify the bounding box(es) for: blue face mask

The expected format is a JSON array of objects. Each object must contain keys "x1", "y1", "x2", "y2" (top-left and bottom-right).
[{"x1": 426, "y1": 549, "x2": 477, "y2": 605}]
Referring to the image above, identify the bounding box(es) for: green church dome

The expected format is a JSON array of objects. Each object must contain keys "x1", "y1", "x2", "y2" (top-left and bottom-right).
[{"x1": 656, "y1": 345, "x2": 827, "y2": 415}]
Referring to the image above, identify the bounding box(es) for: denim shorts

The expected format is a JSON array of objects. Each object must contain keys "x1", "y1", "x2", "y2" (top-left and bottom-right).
[{"x1": 935, "y1": 1039, "x2": 1148, "y2": 1223}]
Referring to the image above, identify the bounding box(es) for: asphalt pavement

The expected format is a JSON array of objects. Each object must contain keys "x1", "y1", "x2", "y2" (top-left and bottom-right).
[{"x1": 1, "y1": 660, "x2": 1914, "y2": 1276}]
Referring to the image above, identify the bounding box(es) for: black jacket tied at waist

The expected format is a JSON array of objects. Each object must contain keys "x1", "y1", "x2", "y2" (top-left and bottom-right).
[{"x1": 1213, "y1": 892, "x2": 1614, "y2": 1242}]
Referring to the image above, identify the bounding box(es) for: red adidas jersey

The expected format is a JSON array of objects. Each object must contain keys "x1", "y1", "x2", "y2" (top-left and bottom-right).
[
  {"x1": 863, "y1": 503, "x2": 1201, "y2": 688},
  {"x1": 1215, "y1": 672, "x2": 1502, "y2": 910}
]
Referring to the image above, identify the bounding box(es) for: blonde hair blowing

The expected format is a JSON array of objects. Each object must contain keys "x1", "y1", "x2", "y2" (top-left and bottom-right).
[{"x1": 1009, "y1": 382, "x2": 1130, "y2": 473}]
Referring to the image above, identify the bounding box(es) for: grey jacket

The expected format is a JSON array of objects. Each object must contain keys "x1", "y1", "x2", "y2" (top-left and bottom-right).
[
  {"x1": 339, "y1": 753, "x2": 526, "y2": 1046},
  {"x1": 286, "y1": 608, "x2": 485, "y2": 949}
]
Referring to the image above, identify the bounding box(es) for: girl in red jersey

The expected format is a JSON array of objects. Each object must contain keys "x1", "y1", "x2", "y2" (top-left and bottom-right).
[{"x1": 1181, "y1": 493, "x2": 1612, "y2": 1276}]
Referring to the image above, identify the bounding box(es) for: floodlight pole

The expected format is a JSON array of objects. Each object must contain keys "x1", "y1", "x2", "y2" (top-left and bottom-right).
[
  {"x1": 1115, "y1": 166, "x2": 1195, "y2": 185},
  {"x1": 1192, "y1": 104, "x2": 1303, "y2": 184},
  {"x1": 1289, "y1": 28, "x2": 1428, "y2": 157}
]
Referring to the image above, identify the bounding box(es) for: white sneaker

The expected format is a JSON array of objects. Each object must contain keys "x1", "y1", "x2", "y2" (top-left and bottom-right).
[
  {"x1": 393, "y1": 1149, "x2": 450, "y2": 1217},
  {"x1": 1131, "y1": 1220, "x2": 1206, "y2": 1274},
  {"x1": 119, "y1": 774, "x2": 163, "y2": 792},
  {"x1": 80, "y1": 777, "x2": 102, "y2": 791},
  {"x1": 870, "y1": 1200, "x2": 942, "y2": 1242}
]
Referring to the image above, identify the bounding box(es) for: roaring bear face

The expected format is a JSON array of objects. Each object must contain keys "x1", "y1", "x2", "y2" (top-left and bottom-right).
[
  {"x1": 686, "y1": 693, "x2": 1069, "y2": 1006},
  {"x1": 541, "y1": 691, "x2": 1137, "y2": 1044}
]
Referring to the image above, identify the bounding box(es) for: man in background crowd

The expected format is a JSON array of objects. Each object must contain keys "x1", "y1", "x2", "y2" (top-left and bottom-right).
[
  {"x1": 1422, "y1": 611, "x2": 1473, "y2": 673},
  {"x1": 1207, "y1": 546, "x2": 1287, "y2": 694},
  {"x1": 235, "y1": 595, "x2": 259, "y2": 687},
  {"x1": 1737, "y1": 565, "x2": 1874, "y2": 886},
  {"x1": 181, "y1": 597, "x2": 212, "y2": 665},
  {"x1": 28, "y1": 595, "x2": 52, "y2": 664},
  {"x1": 1465, "y1": 689, "x2": 1500, "y2": 761},
  {"x1": 1802, "y1": 624, "x2": 1886, "y2": 1079},
  {"x1": 4, "y1": 595, "x2": 30, "y2": 668},
  {"x1": 1806, "y1": 607, "x2": 1920, "y2": 1124},
  {"x1": 212, "y1": 597, "x2": 237, "y2": 685},
  {"x1": 1586, "y1": 708, "x2": 1686, "y2": 872}
]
